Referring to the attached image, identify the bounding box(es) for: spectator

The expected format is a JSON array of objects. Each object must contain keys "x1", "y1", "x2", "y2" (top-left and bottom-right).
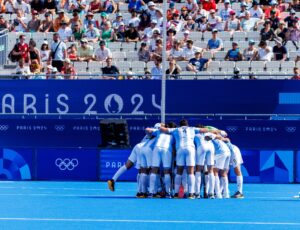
[
  {"x1": 100, "y1": 21, "x2": 115, "y2": 43},
  {"x1": 180, "y1": 6, "x2": 189, "y2": 21},
  {"x1": 296, "y1": 48, "x2": 300, "y2": 62},
  {"x1": 237, "y1": 2, "x2": 248, "y2": 19},
  {"x1": 14, "y1": 0, "x2": 31, "y2": 14},
  {"x1": 275, "y1": 21, "x2": 288, "y2": 43},
  {"x1": 128, "y1": 9, "x2": 141, "y2": 28},
  {"x1": 128, "y1": 0, "x2": 145, "y2": 13},
  {"x1": 166, "y1": 59, "x2": 181, "y2": 79},
  {"x1": 88, "y1": 0, "x2": 101, "y2": 14},
  {"x1": 193, "y1": 2, "x2": 209, "y2": 20},
  {"x1": 72, "y1": 22, "x2": 84, "y2": 41},
  {"x1": 0, "y1": 15, "x2": 9, "y2": 31},
  {"x1": 168, "y1": 40, "x2": 185, "y2": 61},
  {"x1": 269, "y1": 9, "x2": 280, "y2": 31},
  {"x1": 30, "y1": 0, "x2": 45, "y2": 14},
  {"x1": 240, "y1": 11, "x2": 261, "y2": 31},
  {"x1": 67, "y1": 44, "x2": 78, "y2": 61},
  {"x1": 15, "y1": 58, "x2": 31, "y2": 77},
  {"x1": 102, "y1": 0, "x2": 116, "y2": 14},
  {"x1": 260, "y1": 20, "x2": 276, "y2": 41},
  {"x1": 184, "y1": 16, "x2": 196, "y2": 31},
  {"x1": 115, "y1": 22, "x2": 126, "y2": 42},
  {"x1": 4, "y1": 0, "x2": 15, "y2": 14},
  {"x1": 225, "y1": 42, "x2": 243, "y2": 61},
  {"x1": 291, "y1": 67, "x2": 300, "y2": 80},
  {"x1": 151, "y1": 57, "x2": 162, "y2": 80},
  {"x1": 38, "y1": 12, "x2": 54, "y2": 32},
  {"x1": 61, "y1": 58, "x2": 77, "y2": 79},
  {"x1": 11, "y1": 34, "x2": 29, "y2": 63},
  {"x1": 243, "y1": 40, "x2": 258, "y2": 61},
  {"x1": 138, "y1": 42, "x2": 151, "y2": 62},
  {"x1": 143, "y1": 19, "x2": 158, "y2": 42},
  {"x1": 58, "y1": 20, "x2": 73, "y2": 42},
  {"x1": 249, "y1": 0, "x2": 265, "y2": 19},
  {"x1": 186, "y1": 0, "x2": 198, "y2": 13},
  {"x1": 183, "y1": 39, "x2": 202, "y2": 61},
  {"x1": 53, "y1": 10, "x2": 70, "y2": 32},
  {"x1": 150, "y1": 38, "x2": 162, "y2": 61},
  {"x1": 66, "y1": 0, "x2": 87, "y2": 13},
  {"x1": 147, "y1": 1, "x2": 157, "y2": 20},
  {"x1": 284, "y1": 9, "x2": 299, "y2": 28},
  {"x1": 99, "y1": 12, "x2": 109, "y2": 30},
  {"x1": 265, "y1": 0, "x2": 281, "y2": 19},
  {"x1": 155, "y1": 8, "x2": 164, "y2": 28},
  {"x1": 40, "y1": 40, "x2": 50, "y2": 65},
  {"x1": 112, "y1": 13, "x2": 125, "y2": 31},
  {"x1": 167, "y1": 2, "x2": 180, "y2": 21},
  {"x1": 84, "y1": 21, "x2": 100, "y2": 43},
  {"x1": 196, "y1": 15, "x2": 208, "y2": 32},
  {"x1": 206, "y1": 29, "x2": 223, "y2": 52},
  {"x1": 149, "y1": 29, "x2": 161, "y2": 51},
  {"x1": 277, "y1": 0, "x2": 287, "y2": 13},
  {"x1": 169, "y1": 12, "x2": 184, "y2": 32},
  {"x1": 253, "y1": 40, "x2": 273, "y2": 61},
  {"x1": 207, "y1": 9, "x2": 222, "y2": 31},
  {"x1": 187, "y1": 51, "x2": 210, "y2": 73},
  {"x1": 180, "y1": 30, "x2": 191, "y2": 47},
  {"x1": 101, "y1": 58, "x2": 119, "y2": 79},
  {"x1": 286, "y1": 19, "x2": 300, "y2": 49},
  {"x1": 29, "y1": 59, "x2": 41, "y2": 75},
  {"x1": 77, "y1": 38, "x2": 94, "y2": 62},
  {"x1": 201, "y1": 0, "x2": 216, "y2": 12},
  {"x1": 48, "y1": 67, "x2": 63, "y2": 80},
  {"x1": 43, "y1": 0, "x2": 56, "y2": 14},
  {"x1": 125, "y1": 23, "x2": 140, "y2": 42},
  {"x1": 224, "y1": 10, "x2": 241, "y2": 33},
  {"x1": 12, "y1": 9, "x2": 28, "y2": 32},
  {"x1": 288, "y1": 0, "x2": 300, "y2": 12},
  {"x1": 70, "y1": 11, "x2": 83, "y2": 30},
  {"x1": 219, "y1": 0, "x2": 232, "y2": 22},
  {"x1": 28, "y1": 39, "x2": 41, "y2": 64},
  {"x1": 27, "y1": 10, "x2": 41, "y2": 32},
  {"x1": 94, "y1": 40, "x2": 112, "y2": 62},
  {"x1": 166, "y1": 28, "x2": 177, "y2": 51},
  {"x1": 83, "y1": 12, "x2": 98, "y2": 30},
  {"x1": 48, "y1": 33, "x2": 67, "y2": 72},
  {"x1": 272, "y1": 37, "x2": 287, "y2": 61},
  {"x1": 138, "y1": 9, "x2": 151, "y2": 31}
]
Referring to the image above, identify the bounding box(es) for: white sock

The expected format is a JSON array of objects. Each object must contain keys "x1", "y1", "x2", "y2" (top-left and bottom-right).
[
  {"x1": 138, "y1": 174, "x2": 143, "y2": 193},
  {"x1": 112, "y1": 165, "x2": 127, "y2": 181},
  {"x1": 195, "y1": 172, "x2": 201, "y2": 195},
  {"x1": 182, "y1": 170, "x2": 188, "y2": 193},
  {"x1": 149, "y1": 173, "x2": 157, "y2": 194},
  {"x1": 188, "y1": 174, "x2": 196, "y2": 194},
  {"x1": 205, "y1": 174, "x2": 209, "y2": 194},
  {"x1": 208, "y1": 173, "x2": 215, "y2": 195},
  {"x1": 215, "y1": 175, "x2": 221, "y2": 198},
  {"x1": 136, "y1": 173, "x2": 140, "y2": 193},
  {"x1": 220, "y1": 176, "x2": 229, "y2": 198},
  {"x1": 237, "y1": 175, "x2": 243, "y2": 194},
  {"x1": 164, "y1": 174, "x2": 171, "y2": 194},
  {"x1": 141, "y1": 173, "x2": 148, "y2": 193},
  {"x1": 156, "y1": 174, "x2": 161, "y2": 192},
  {"x1": 174, "y1": 174, "x2": 182, "y2": 193},
  {"x1": 220, "y1": 176, "x2": 224, "y2": 194}
]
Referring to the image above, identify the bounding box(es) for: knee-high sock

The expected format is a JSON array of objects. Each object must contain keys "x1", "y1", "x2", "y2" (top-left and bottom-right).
[
  {"x1": 141, "y1": 173, "x2": 148, "y2": 193},
  {"x1": 149, "y1": 173, "x2": 157, "y2": 194},
  {"x1": 208, "y1": 173, "x2": 215, "y2": 195},
  {"x1": 215, "y1": 175, "x2": 221, "y2": 198},
  {"x1": 205, "y1": 174, "x2": 209, "y2": 194},
  {"x1": 112, "y1": 165, "x2": 127, "y2": 181},
  {"x1": 220, "y1": 176, "x2": 229, "y2": 198},
  {"x1": 220, "y1": 176, "x2": 224, "y2": 194},
  {"x1": 164, "y1": 174, "x2": 171, "y2": 194},
  {"x1": 237, "y1": 175, "x2": 243, "y2": 193},
  {"x1": 156, "y1": 174, "x2": 161, "y2": 192},
  {"x1": 174, "y1": 174, "x2": 182, "y2": 193},
  {"x1": 137, "y1": 173, "x2": 140, "y2": 193},
  {"x1": 195, "y1": 172, "x2": 201, "y2": 195},
  {"x1": 188, "y1": 174, "x2": 196, "y2": 194},
  {"x1": 182, "y1": 169, "x2": 188, "y2": 193}
]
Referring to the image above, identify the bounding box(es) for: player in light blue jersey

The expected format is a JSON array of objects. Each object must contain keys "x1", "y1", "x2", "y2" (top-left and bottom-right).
[
  {"x1": 160, "y1": 119, "x2": 210, "y2": 199},
  {"x1": 226, "y1": 141, "x2": 244, "y2": 198},
  {"x1": 146, "y1": 122, "x2": 176, "y2": 198}
]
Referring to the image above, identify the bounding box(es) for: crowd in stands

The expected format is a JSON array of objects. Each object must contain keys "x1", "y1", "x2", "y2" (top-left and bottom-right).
[{"x1": 1, "y1": 0, "x2": 300, "y2": 79}]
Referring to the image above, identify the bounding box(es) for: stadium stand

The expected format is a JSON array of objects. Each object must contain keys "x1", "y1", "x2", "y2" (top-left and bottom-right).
[{"x1": 0, "y1": 0, "x2": 299, "y2": 80}]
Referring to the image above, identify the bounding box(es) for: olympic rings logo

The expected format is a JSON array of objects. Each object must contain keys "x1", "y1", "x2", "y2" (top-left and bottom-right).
[
  {"x1": 54, "y1": 125, "x2": 65, "y2": 131},
  {"x1": 55, "y1": 158, "x2": 79, "y2": 171},
  {"x1": 226, "y1": 126, "x2": 238, "y2": 132},
  {"x1": 0, "y1": 125, "x2": 9, "y2": 131},
  {"x1": 285, "y1": 127, "x2": 296, "y2": 133}
]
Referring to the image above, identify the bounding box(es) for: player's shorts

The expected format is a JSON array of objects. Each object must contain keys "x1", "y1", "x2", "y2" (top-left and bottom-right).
[
  {"x1": 151, "y1": 146, "x2": 172, "y2": 168},
  {"x1": 196, "y1": 141, "x2": 215, "y2": 166},
  {"x1": 128, "y1": 143, "x2": 143, "y2": 169},
  {"x1": 214, "y1": 151, "x2": 231, "y2": 170},
  {"x1": 138, "y1": 146, "x2": 152, "y2": 168},
  {"x1": 176, "y1": 146, "x2": 196, "y2": 167},
  {"x1": 230, "y1": 145, "x2": 244, "y2": 168}
]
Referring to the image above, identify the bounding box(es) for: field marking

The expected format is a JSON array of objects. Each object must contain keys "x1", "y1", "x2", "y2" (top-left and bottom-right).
[{"x1": 0, "y1": 218, "x2": 299, "y2": 226}]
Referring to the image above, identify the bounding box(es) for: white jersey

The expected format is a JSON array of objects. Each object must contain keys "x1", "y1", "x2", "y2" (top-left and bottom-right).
[
  {"x1": 212, "y1": 139, "x2": 230, "y2": 155},
  {"x1": 152, "y1": 130, "x2": 174, "y2": 152},
  {"x1": 194, "y1": 133, "x2": 206, "y2": 149},
  {"x1": 168, "y1": 126, "x2": 199, "y2": 150}
]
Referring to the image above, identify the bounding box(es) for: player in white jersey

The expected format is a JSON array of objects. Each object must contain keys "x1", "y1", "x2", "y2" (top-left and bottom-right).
[
  {"x1": 160, "y1": 119, "x2": 210, "y2": 199},
  {"x1": 226, "y1": 141, "x2": 244, "y2": 198},
  {"x1": 146, "y1": 122, "x2": 176, "y2": 198}
]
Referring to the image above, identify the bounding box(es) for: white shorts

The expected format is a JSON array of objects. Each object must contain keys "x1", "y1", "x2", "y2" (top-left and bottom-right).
[
  {"x1": 176, "y1": 146, "x2": 196, "y2": 167},
  {"x1": 196, "y1": 141, "x2": 215, "y2": 166},
  {"x1": 138, "y1": 146, "x2": 152, "y2": 168},
  {"x1": 214, "y1": 151, "x2": 231, "y2": 170},
  {"x1": 230, "y1": 145, "x2": 244, "y2": 168},
  {"x1": 128, "y1": 143, "x2": 143, "y2": 169},
  {"x1": 151, "y1": 146, "x2": 172, "y2": 168}
]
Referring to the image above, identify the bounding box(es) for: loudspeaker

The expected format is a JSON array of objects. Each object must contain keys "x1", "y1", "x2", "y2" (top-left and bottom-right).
[{"x1": 99, "y1": 119, "x2": 130, "y2": 148}]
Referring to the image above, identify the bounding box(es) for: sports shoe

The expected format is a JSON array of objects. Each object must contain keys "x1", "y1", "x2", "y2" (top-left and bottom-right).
[
  {"x1": 188, "y1": 193, "x2": 195, "y2": 199},
  {"x1": 137, "y1": 193, "x2": 147, "y2": 198},
  {"x1": 173, "y1": 193, "x2": 179, "y2": 199},
  {"x1": 148, "y1": 193, "x2": 154, "y2": 198},
  {"x1": 203, "y1": 193, "x2": 208, "y2": 199},
  {"x1": 195, "y1": 193, "x2": 201, "y2": 199},
  {"x1": 165, "y1": 193, "x2": 172, "y2": 199},
  {"x1": 136, "y1": 192, "x2": 142, "y2": 198},
  {"x1": 208, "y1": 193, "x2": 215, "y2": 199},
  {"x1": 107, "y1": 179, "x2": 115, "y2": 192},
  {"x1": 231, "y1": 191, "x2": 244, "y2": 199}
]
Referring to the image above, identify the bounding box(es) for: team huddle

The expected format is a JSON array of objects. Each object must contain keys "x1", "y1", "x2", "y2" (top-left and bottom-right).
[{"x1": 107, "y1": 119, "x2": 244, "y2": 199}]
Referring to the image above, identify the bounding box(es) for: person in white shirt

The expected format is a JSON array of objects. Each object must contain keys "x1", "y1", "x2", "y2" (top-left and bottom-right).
[
  {"x1": 14, "y1": 0, "x2": 31, "y2": 14},
  {"x1": 13, "y1": 9, "x2": 28, "y2": 32},
  {"x1": 84, "y1": 21, "x2": 100, "y2": 43},
  {"x1": 57, "y1": 20, "x2": 72, "y2": 42},
  {"x1": 249, "y1": 0, "x2": 265, "y2": 20},
  {"x1": 168, "y1": 40, "x2": 185, "y2": 61},
  {"x1": 15, "y1": 58, "x2": 31, "y2": 78},
  {"x1": 151, "y1": 57, "x2": 162, "y2": 80},
  {"x1": 147, "y1": 1, "x2": 157, "y2": 20},
  {"x1": 143, "y1": 19, "x2": 159, "y2": 42},
  {"x1": 128, "y1": 9, "x2": 140, "y2": 28},
  {"x1": 183, "y1": 39, "x2": 202, "y2": 61},
  {"x1": 253, "y1": 40, "x2": 273, "y2": 61},
  {"x1": 207, "y1": 9, "x2": 222, "y2": 31},
  {"x1": 219, "y1": 0, "x2": 232, "y2": 22},
  {"x1": 94, "y1": 40, "x2": 112, "y2": 62}
]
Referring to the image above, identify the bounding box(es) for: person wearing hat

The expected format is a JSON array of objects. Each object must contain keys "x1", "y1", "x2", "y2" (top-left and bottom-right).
[
  {"x1": 48, "y1": 66, "x2": 63, "y2": 80},
  {"x1": 272, "y1": 37, "x2": 287, "y2": 61},
  {"x1": 149, "y1": 29, "x2": 161, "y2": 52},
  {"x1": 61, "y1": 58, "x2": 77, "y2": 79},
  {"x1": 48, "y1": 33, "x2": 67, "y2": 72},
  {"x1": 94, "y1": 40, "x2": 112, "y2": 62},
  {"x1": 69, "y1": 10, "x2": 83, "y2": 30},
  {"x1": 180, "y1": 6, "x2": 190, "y2": 21},
  {"x1": 88, "y1": 0, "x2": 101, "y2": 14},
  {"x1": 57, "y1": 20, "x2": 73, "y2": 42},
  {"x1": 284, "y1": 9, "x2": 299, "y2": 28},
  {"x1": 147, "y1": 1, "x2": 157, "y2": 20},
  {"x1": 269, "y1": 9, "x2": 280, "y2": 30},
  {"x1": 167, "y1": 2, "x2": 179, "y2": 21},
  {"x1": 180, "y1": 30, "x2": 191, "y2": 47},
  {"x1": 236, "y1": 2, "x2": 248, "y2": 19},
  {"x1": 219, "y1": 0, "x2": 232, "y2": 22},
  {"x1": 115, "y1": 22, "x2": 126, "y2": 42},
  {"x1": 77, "y1": 38, "x2": 94, "y2": 62},
  {"x1": 112, "y1": 12, "x2": 124, "y2": 30},
  {"x1": 185, "y1": 15, "x2": 196, "y2": 31},
  {"x1": 187, "y1": 50, "x2": 211, "y2": 73},
  {"x1": 38, "y1": 12, "x2": 54, "y2": 32},
  {"x1": 207, "y1": 9, "x2": 222, "y2": 31},
  {"x1": 243, "y1": 40, "x2": 258, "y2": 61},
  {"x1": 83, "y1": 11, "x2": 98, "y2": 30},
  {"x1": 53, "y1": 9, "x2": 70, "y2": 32},
  {"x1": 225, "y1": 42, "x2": 243, "y2": 61},
  {"x1": 26, "y1": 10, "x2": 41, "y2": 32},
  {"x1": 274, "y1": 20, "x2": 288, "y2": 43},
  {"x1": 125, "y1": 23, "x2": 140, "y2": 42},
  {"x1": 260, "y1": 20, "x2": 276, "y2": 41},
  {"x1": 264, "y1": 0, "x2": 280, "y2": 19},
  {"x1": 83, "y1": 20, "x2": 100, "y2": 43},
  {"x1": 143, "y1": 19, "x2": 158, "y2": 41},
  {"x1": 240, "y1": 11, "x2": 262, "y2": 31},
  {"x1": 224, "y1": 10, "x2": 240, "y2": 32},
  {"x1": 249, "y1": 0, "x2": 264, "y2": 20},
  {"x1": 207, "y1": 29, "x2": 223, "y2": 52},
  {"x1": 196, "y1": 14, "x2": 208, "y2": 32},
  {"x1": 166, "y1": 28, "x2": 177, "y2": 51},
  {"x1": 66, "y1": 0, "x2": 87, "y2": 14}
]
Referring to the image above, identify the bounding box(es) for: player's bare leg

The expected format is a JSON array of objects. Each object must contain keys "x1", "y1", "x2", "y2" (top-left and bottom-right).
[{"x1": 231, "y1": 165, "x2": 244, "y2": 198}]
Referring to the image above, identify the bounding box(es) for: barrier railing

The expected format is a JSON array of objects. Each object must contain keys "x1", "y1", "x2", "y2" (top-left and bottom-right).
[{"x1": 0, "y1": 29, "x2": 8, "y2": 66}]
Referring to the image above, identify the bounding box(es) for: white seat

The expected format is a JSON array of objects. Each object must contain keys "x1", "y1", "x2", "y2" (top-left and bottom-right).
[
  {"x1": 131, "y1": 61, "x2": 146, "y2": 71},
  {"x1": 176, "y1": 61, "x2": 188, "y2": 70},
  {"x1": 188, "y1": 32, "x2": 202, "y2": 41},
  {"x1": 220, "y1": 61, "x2": 235, "y2": 72},
  {"x1": 122, "y1": 42, "x2": 136, "y2": 51},
  {"x1": 146, "y1": 61, "x2": 155, "y2": 70},
  {"x1": 214, "y1": 51, "x2": 227, "y2": 60},
  {"x1": 126, "y1": 51, "x2": 139, "y2": 60},
  {"x1": 232, "y1": 32, "x2": 247, "y2": 42},
  {"x1": 250, "y1": 61, "x2": 266, "y2": 71},
  {"x1": 207, "y1": 61, "x2": 220, "y2": 72},
  {"x1": 246, "y1": 31, "x2": 260, "y2": 42},
  {"x1": 112, "y1": 51, "x2": 126, "y2": 61},
  {"x1": 202, "y1": 51, "x2": 213, "y2": 59},
  {"x1": 77, "y1": 71, "x2": 92, "y2": 79},
  {"x1": 280, "y1": 61, "x2": 295, "y2": 71},
  {"x1": 218, "y1": 31, "x2": 232, "y2": 42},
  {"x1": 74, "y1": 61, "x2": 88, "y2": 71},
  {"x1": 107, "y1": 42, "x2": 122, "y2": 51},
  {"x1": 88, "y1": 61, "x2": 103, "y2": 72},
  {"x1": 235, "y1": 61, "x2": 251, "y2": 71},
  {"x1": 265, "y1": 61, "x2": 280, "y2": 71},
  {"x1": 288, "y1": 51, "x2": 299, "y2": 61}
]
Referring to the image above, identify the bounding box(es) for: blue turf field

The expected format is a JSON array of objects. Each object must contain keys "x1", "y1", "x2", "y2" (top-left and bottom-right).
[{"x1": 0, "y1": 182, "x2": 299, "y2": 230}]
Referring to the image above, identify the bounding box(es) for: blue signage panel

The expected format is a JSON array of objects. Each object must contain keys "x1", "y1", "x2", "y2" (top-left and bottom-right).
[
  {"x1": 296, "y1": 151, "x2": 300, "y2": 183},
  {"x1": 36, "y1": 148, "x2": 98, "y2": 180},
  {"x1": 0, "y1": 148, "x2": 33, "y2": 180},
  {"x1": 99, "y1": 149, "x2": 138, "y2": 181}
]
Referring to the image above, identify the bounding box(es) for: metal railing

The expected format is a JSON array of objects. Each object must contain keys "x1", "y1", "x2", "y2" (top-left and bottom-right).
[{"x1": 0, "y1": 29, "x2": 8, "y2": 66}]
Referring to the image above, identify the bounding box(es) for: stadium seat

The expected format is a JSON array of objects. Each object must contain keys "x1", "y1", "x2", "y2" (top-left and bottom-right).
[
  {"x1": 280, "y1": 61, "x2": 295, "y2": 71},
  {"x1": 74, "y1": 61, "x2": 88, "y2": 71},
  {"x1": 235, "y1": 61, "x2": 251, "y2": 72},
  {"x1": 214, "y1": 51, "x2": 227, "y2": 60},
  {"x1": 232, "y1": 32, "x2": 247, "y2": 42},
  {"x1": 265, "y1": 61, "x2": 280, "y2": 72},
  {"x1": 112, "y1": 51, "x2": 126, "y2": 61},
  {"x1": 220, "y1": 61, "x2": 235, "y2": 72},
  {"x1": 126, "y1": 51, "x2": 139, "y2": 61},
  {"x1": 250, "y1": 61, "x2": 266, "y2": 72},
  {"x1": 88, "y1": 61, "x2": 104, "y2": 72},
  {"x1": 131, "y1": 61, "x2": 146, "y2": 72},
  {"x1": 207, "y1": 61, "x2": 220, "y2": 72}
]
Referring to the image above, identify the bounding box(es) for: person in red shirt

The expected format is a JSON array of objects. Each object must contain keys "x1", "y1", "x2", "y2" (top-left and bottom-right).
[
  {"x1": 201, "y1": 0, "x2": 216, "y2": 12},
  {"x1": 11, "y1": 34, "x2": 29, "y2": 63},
  {"x1": 291, "y1": 67, "x2": 300, "y2": 80},
  {"x1": 167, "y1": 2, "x2": 179, "y2": 21}
]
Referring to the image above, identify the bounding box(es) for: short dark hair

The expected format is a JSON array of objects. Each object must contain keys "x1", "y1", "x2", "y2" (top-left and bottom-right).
[
  {"x1": 167, "y1": 121, "x2": 177, "y2": 128},
  {"x1": 179, "y1": 119, "x2": 188, "y2": 127}
]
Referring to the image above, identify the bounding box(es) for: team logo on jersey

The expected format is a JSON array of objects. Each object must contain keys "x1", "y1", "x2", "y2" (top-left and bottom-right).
[
  {"x1": 104, "y1": 94, "x2": 124, "y2": 113},
  {"x1": 226, "y1": 126, "x2": 238, "y2": 132},
  {"x1": 285, "y1": 127, "x2": 296, "y2": 133}
]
